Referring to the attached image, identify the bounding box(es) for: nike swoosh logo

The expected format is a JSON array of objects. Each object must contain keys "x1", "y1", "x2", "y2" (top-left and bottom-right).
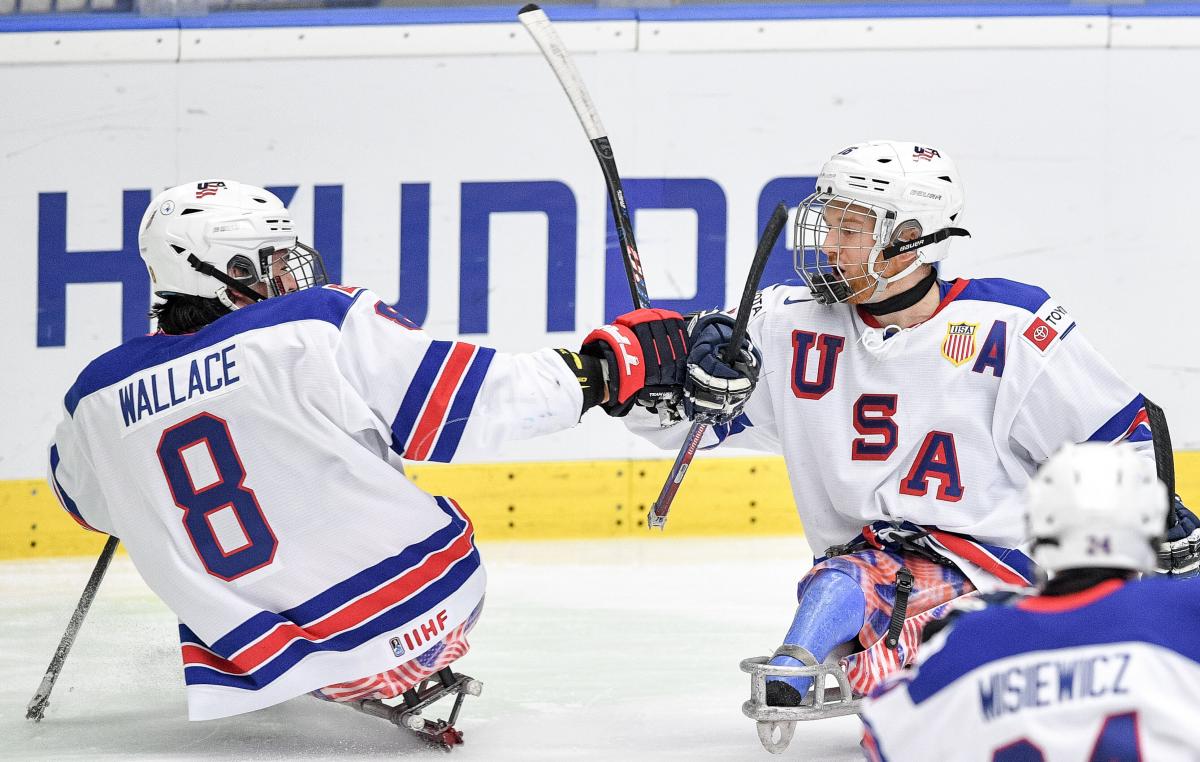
[{"x1": 783, "y1": 297, "x2": 813, "y2": 305}]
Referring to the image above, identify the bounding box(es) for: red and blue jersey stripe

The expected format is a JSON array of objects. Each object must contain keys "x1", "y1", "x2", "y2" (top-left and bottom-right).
[
  {"x1": 1089, "y1": 393, "x2": 1153, "y2": 445},
  {"x1": 856, "y1": 520, "x2": 1036, "y2": 587},
  {"x1": 179, "y1": 496, "x2": 479, "y2": 692},
  {"x1": 390, "y1": 341, "x2": 495, "y2": 462}
]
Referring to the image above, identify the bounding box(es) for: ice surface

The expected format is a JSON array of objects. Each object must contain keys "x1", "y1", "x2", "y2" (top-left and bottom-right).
[{"x1": 2, "y1": 537, "x2": 863, "y2": 760}]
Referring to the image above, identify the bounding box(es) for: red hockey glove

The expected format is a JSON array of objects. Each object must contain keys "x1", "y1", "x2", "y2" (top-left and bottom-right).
[{"x1": 581, "y1": 308, "x2": 689, "y2": 417}]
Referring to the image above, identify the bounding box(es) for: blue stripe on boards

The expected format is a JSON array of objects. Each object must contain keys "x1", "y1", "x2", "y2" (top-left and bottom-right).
[
  {"x1": 639, "y1": 3, "x2": 1097, "y2": 22},
  {"x1": 429, "y1": 347, "x2": 495, "y2": 463},
  {"x1": 1111, "y1": 3, "x2": 1200, "y2": 18},
  {"x1": 0, "y1": 15, "x2": 176, "y2": 32},
  {"x1": 181, "y1": 6, "x2": 633, "y2": 29},
  {"x1": 0, "y1": 5, "x2": 631, "y2": 33},
  {"x1": 389, "y1": 341, "x2": 452, "y2": 457},
  {"x1": 15, "y1": 3, "x2": 1192, "y2": 36}
]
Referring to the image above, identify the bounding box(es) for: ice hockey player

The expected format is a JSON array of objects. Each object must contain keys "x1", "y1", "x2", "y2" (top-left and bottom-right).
[
  {"x1": 46, "y1": 180, "x2": 688, "y2": 737},
  {"x1": 861, "y1": 442, "x2": 1200, "y2": 761},
  {"x1": 627, "y1": 140, "x2": 1200, "y2": 725}
]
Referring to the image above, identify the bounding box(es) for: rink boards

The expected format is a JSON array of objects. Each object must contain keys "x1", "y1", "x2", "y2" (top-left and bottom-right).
[{"x1": 3, "y1": 451, "x2": 1199, "y2": 560}]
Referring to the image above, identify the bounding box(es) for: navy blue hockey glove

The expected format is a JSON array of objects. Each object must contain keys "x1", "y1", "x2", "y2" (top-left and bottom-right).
[
  {"x1": 581, "y1": 308, "x2": 688, "y2": 417},
  {"x1": 682, "y1": 311, "x2": 762, "y2": 425},
  {"x1": 1157, "y1": 494, "x2": 1200, "y2": 578}
]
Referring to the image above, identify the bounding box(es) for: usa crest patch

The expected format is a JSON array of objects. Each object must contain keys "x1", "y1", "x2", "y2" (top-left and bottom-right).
[{"x1": 941, "y1": 322, "x2": 977, "y2": 366}]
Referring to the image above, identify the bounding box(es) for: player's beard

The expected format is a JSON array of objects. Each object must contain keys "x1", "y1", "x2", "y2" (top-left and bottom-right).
[{"x1": 834, "y1": 264, "x2": 881, "y2": 305}]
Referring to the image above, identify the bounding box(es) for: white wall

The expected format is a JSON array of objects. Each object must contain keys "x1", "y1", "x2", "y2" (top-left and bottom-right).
[{"x1": 3, "y1": 12, "x2": 1198, "y2": 479}]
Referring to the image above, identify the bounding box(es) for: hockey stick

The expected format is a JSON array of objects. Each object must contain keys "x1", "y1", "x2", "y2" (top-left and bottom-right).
[
  {"x1": 26, "y1": 534, "x2": 119, "y2": 722},
  {"x1": 1143, "y1": 397, "x2": 1178, "y2": 537},
  {"x1": 517, "y1": 3, "x2": 650, "y2": 311},
  {"x1": 647, "y1": 203, "x2": 789, "y2": 530}
]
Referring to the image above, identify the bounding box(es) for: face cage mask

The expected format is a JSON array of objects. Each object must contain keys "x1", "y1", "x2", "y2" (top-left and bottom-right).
[
  {"x1": 220, "y1": 242, "x2": 329, "y2": 306},
  {"x1": 263, "y1": 241, "x2": 329, "y2": 297},
  {"x1": 793, "y1": 191, "x2": 896, "y2": 305}
]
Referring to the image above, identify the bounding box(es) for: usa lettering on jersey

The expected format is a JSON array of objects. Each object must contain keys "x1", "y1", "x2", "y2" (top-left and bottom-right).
[{"x1": 624, "y1": 277, "x2": 1152, "y2": 592}]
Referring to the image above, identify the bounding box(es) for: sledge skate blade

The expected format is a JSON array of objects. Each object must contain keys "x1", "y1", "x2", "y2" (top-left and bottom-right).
[
  {"x1": 739, "y1": 656, "x2": 862, "y2": 722},
  {"x1": 755, "y1": 719, "x2": 796, "y2": 755},
  {"x1": 338, "y1": 671, "x2": 483, "y2": 751}
]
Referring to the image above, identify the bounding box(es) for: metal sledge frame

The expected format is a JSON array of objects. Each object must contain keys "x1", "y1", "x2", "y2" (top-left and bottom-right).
[
  {"x1": 337, "y1": 668, "x2": 483, "y2": 752},
  {"x1": 740, "y1": 646, "x2": 862, "y2": 754}
]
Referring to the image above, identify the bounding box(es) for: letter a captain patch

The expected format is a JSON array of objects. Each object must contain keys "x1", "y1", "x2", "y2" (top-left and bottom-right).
[{"x1": 941, "y1": 322, "x2": 978, "y2": 366}]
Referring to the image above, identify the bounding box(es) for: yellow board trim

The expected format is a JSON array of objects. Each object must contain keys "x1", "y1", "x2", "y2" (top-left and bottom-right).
[{"x1": 5, "y1": 452, "x2": 1199, "y2": 560}]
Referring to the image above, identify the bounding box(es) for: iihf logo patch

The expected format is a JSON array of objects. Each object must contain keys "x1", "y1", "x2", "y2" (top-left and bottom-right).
[
  {"x1": 389, "y1": 636, "x2": 406, "y2": 657},
  {"x1": 941, "y1": 322, "x2": 978, "y2": 366}
]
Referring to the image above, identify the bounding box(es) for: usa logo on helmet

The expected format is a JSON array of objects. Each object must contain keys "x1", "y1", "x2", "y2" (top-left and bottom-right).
[
  {"x1": 941, "y1": 322, "x2": 977, "y2": 366},
  {"x1": 195, "y1": 181, "x2": 226, "y2": 199}
]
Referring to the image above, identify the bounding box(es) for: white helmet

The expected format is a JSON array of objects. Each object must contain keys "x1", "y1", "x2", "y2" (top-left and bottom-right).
[
  {"x1": 1027, "y1": 443, "x2": 1168, "y2": 575},
  {"x1": 793, "y1": 140, "x2": 968, "y2": 304},
  {"x1": 139, "y1": 180, "x2": 327, "y2": 308}
]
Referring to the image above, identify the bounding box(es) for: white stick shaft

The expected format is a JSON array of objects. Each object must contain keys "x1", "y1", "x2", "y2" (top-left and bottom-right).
[{"x1": 518, "y1": 7, "x2": 606, "y2": 141}]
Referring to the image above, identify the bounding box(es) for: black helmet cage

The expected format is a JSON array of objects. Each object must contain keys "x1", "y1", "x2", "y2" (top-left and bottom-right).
[
  {"x1": 259, "y1": 241, "x2": 329, "y2": 297},
  {"x1": 185, "y1": 241, "x2": 329, "y2": 305}
]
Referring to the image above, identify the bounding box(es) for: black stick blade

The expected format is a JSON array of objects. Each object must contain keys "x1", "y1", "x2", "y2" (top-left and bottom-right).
[{"x1": 722, "y1": 202, "x2": 788, "y2": 363}]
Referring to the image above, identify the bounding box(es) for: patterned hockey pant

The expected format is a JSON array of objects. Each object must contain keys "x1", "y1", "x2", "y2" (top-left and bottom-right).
[
  {"x1": 313, "y1": 599, "x2": 484, "y2": 702},
  {"x1": 805, "y1": 548, "x2": 975, "y2": 696}
]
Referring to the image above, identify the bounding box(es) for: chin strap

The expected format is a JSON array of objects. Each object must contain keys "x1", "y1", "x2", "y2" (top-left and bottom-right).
[
  {"x1": 863, "y1": 226, "x2": 969, "y2": 307},
  {"x1": 860, "y1": 267, "x2": 939, "y2": 316},
  {"x1": 186, "y1": 254, "x2": 266, "y2": 304}
]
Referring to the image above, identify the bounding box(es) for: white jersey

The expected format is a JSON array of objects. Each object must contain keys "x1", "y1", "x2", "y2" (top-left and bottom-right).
[
  {"x1": 862, "y1": 577, "x2": 1200, "y2": 761},
  {"x1": 48, "y1": 285, "x2": 582, "y2": 720},
  {"x1": 628, "y1": 278, "x2": 1152, "y2": 589}
]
